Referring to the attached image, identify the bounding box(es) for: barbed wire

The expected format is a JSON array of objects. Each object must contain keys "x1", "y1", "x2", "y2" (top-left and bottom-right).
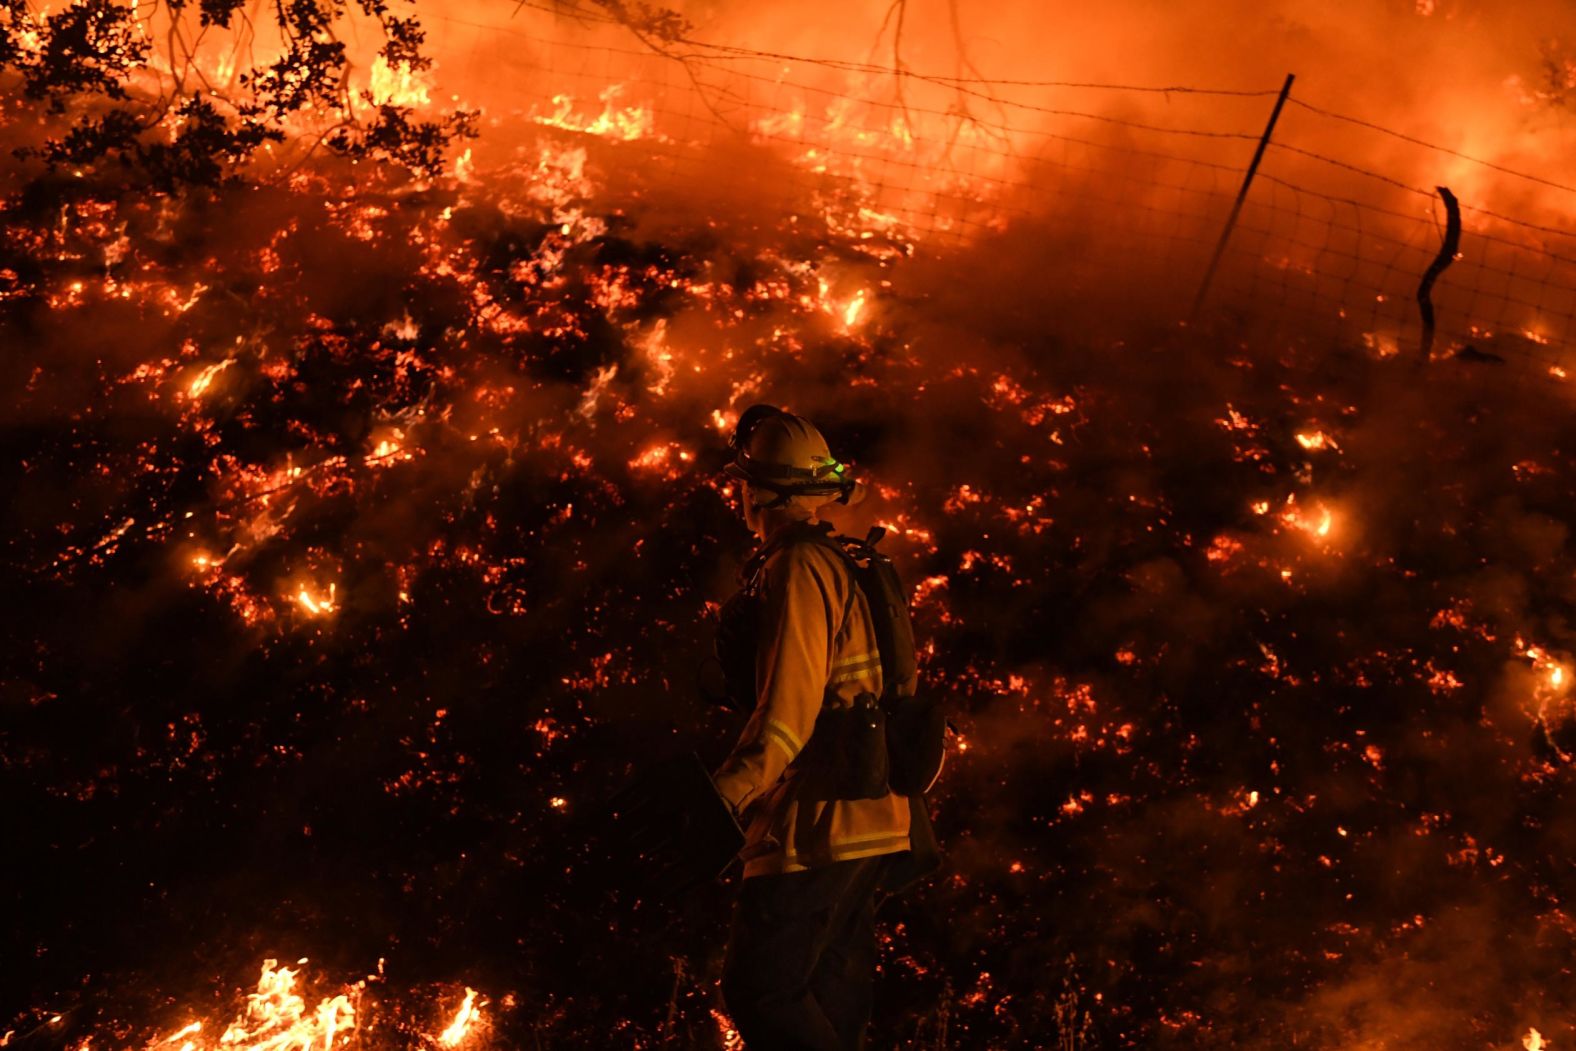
[
  {"x1": 447, "y1": 5, "x2": 1576, "y2": 373},
  {"x1": 501, "y1": 0, "x2": 1283, "y2": 96},
  {"x1": 1287, "y1": 97, "x2": 1576, "y2": 197},
  {"x1": 1264, "y1": 142, "x2": 1439, "y2": 199}
]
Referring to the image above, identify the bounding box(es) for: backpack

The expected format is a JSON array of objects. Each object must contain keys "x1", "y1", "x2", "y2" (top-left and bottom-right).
[
  {"x1": 712, "y1": 521, "x2": 946, "y2": 797},
  {"x1": 814, "y1": 526, "x2": 946, "y2": 797}
]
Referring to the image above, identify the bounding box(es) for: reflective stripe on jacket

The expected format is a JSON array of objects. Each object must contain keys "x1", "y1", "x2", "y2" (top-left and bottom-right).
[{"x1": 712, "y1": 524, "x2": 912, "y2": 879}]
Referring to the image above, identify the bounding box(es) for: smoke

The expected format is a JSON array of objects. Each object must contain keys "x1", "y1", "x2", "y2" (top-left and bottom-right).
[
  {"x1": 408, "y1": 0, "x2": 1576, "y2": 371},
  {"x1": 672, "y1": 0, "x2": 1576, "y2": 158},
  {"x1": 7, "y1": 1, "x2": 1576, "y2": 1047}
]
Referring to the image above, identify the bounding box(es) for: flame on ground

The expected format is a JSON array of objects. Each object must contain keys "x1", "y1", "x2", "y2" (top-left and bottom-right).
[
  {"x1": 13, "y1": 1, "x2": 1576, "y2": 1046},
  {"x1": 437, "y1": 988, "x2": 482, "y2": 1047},
  {"x1": 150, "y1": 959, "x2": 355, "y2": 1051},
  {"x1": 116, "y1": 961, "x2": 491, "y2": 1051}
]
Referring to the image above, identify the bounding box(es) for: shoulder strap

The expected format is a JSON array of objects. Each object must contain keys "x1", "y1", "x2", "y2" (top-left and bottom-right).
[
  {"x1": 795, "y1": 527, "x2": 883, "y2": 675},
  {"x1": 740, "y1": 520, "x2": 837, "y2": 584},
  {"x1": 741, "y1": 521, "x2": 864, "y2": 645},
  {"x1": 771, "y1": 527, "x2": 914, "y2": 697}
]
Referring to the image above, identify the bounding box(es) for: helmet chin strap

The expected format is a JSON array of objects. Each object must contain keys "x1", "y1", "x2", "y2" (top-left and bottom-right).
[
  {"x1": 747, "y1": 484, "x2": 793, "y2": 511},
  {"x1": 746, "y1": 476, "x2": 855, "y2": 512}
]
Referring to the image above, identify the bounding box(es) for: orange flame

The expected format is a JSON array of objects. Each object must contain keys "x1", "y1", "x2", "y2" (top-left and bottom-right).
[
  {"x1": 535, "y1": 86, "x2": 656, "y2": 142},
  {"x1": 1295, "y1": 430, "x2": 1338, "y2": 452},
  {"x1": 186, "y1": 360, "x2": 233, "y2": 399},
  {"x1": 437, "y1": 987, "x2": 482, "y2": 1047},
  {"x1": 842, "y1": 289, "x2": 867, "y2": 329},
  {"x1": 295, "y1": 584, "x2": 337, "y2": 616},
  {"x1": 147, "y1": 959, "x2": 357, "y2": 1051},
  {"x1": 1279, "y1": 497, "x2": 1336, "y2": 542},
  {"x1": 368, "y1": 55, "x2": 431, "y2": 109}
]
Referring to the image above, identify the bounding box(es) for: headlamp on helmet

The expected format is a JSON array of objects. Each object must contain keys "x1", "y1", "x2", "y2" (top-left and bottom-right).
[{"x1": 723, "y1": 403, "x2": 857, "y2": 508}]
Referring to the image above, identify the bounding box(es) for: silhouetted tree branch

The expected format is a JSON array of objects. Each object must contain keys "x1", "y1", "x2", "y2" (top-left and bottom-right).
[{"x1": 1, "y1": 0, "x2": 476, "y2": 189}]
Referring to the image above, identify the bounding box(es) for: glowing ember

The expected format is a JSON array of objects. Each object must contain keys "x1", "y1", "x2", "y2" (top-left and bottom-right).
[
  {"x1": 140, "y1": 959, "x2": 360, "y2": 1051},
  {"x1": 186, "y1": 360, "x2": 234, "y2": 399},
  {"x1": 710, "y1": 1009, "x2": 743, "y2": 1051},
  {"x1": 295, "y1": 585, "x2": 337, "y2": 617},
  {"x1": 1294, "y1": 429, "x2": 1338, "y2": 452},
  {"x1": 437, "y1": 988, "x2": 482, "y2": 1047},
  {"x1": 1279, "y1": 497, "x2": 1336, "y2": 541},
  {"x1": 13, "y1": 0, "x2": 1576, "y2": 1044},
  {"x1": 153, "y1": 1020, "x2": 202, "y2": 1046},
  {"x1": 367, "y1": 56, "x2": 431, "y2": 110},
  {"x1": 842, "y1": 289, "x2": 868, "y2": 329},
  {"x1": 1518, "y1": 640, "x2": 1569, "y2": 697},
  {"x1": 534, "y1": 87, "x2": 656, "y2": 142},
  {"x1": 367, "y1": 429, "x2": 413, "y2": 466}
]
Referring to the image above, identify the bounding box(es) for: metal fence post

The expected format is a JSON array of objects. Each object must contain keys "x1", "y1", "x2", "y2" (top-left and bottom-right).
[
  {"x1": 1189, "y1": 73, "x2": 1296, "y2": 320},
  {"x1": 1417, "y1": 186, "x2": 1462, "y2": 364}
]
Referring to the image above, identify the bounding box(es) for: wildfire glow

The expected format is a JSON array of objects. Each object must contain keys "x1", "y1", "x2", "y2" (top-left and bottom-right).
[
  {"x1": 186, "y1": 360, "x2": 234, "y2": 398},
  {"x1": 628, "y1": 442, "x2": 691, "y2": 474},
  {"x1": 296, "y1": 584, "x2": 337, "y2": 616},
  {"x1": 367, "y1": 56, "x2": 431, "y2": 109},
  {"x1": 1518, "y1": 640, "x2": 1569, "y2": 695},
  {"x1": 710, "y1": 1009, "x2": 744, "y2": 1051},
  {"x1": 150, "y1": 959, "x2": 358, "y2": 1051},
  {"x1": 437, "y1": 987, "x2": 482, "y2": 1047},
  {"x1": 1295, "y1": 430, "x2": 1338, "y2": 452},
  {"x1": 107, "y1": 961, "x2": 495, "y2": 1050},
  {"x1": 367, "y1": 428, "x2": 413, "y2": 465},
  {"x1": 17, "y1": 2, "x2": 1576, "y2": 1043},
  {"x1": 1280, "y1": 498, "x2": 1336, "y2": 541},
  {"x1": 842, "y1": 289, "x2": 867, "y2": 329},
  {"x1": 154, "y1": 1020, "x2": 202, "y2": 1046},
  {"x1": 535, "y1": 86, "x2": 655, "y2": 142}
]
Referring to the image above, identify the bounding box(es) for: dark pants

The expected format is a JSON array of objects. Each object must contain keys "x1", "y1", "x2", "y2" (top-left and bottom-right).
[{"x1": 722, "y1": 855, "x2": 891, "y2": 1051}]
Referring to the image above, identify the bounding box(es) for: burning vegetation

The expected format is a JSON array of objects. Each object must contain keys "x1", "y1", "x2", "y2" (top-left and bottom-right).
[{"x1": 6, "y1": 0, "x2": 1576, "y2": 1048}]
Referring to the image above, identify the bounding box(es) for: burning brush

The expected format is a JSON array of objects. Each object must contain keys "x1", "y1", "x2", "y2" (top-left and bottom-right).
[{"x1": 6, "y1": 0, "x2": 1576, "y2": 1048}]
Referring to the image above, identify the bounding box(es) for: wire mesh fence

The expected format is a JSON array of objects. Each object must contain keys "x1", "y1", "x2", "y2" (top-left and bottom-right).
[{"x1": 421, "y1": 1, "x2": 1576, "y2": 377}]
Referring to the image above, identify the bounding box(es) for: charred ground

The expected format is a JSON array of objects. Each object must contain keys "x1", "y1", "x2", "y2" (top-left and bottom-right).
[{"x1": 7, "y1": 3, "x2": 1576, "y2": 1049}]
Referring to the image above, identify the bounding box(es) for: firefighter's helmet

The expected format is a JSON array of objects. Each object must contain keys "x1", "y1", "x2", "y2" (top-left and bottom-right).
[{"x1": 724, "y1": 404, "x2": 856, "y2": 509}]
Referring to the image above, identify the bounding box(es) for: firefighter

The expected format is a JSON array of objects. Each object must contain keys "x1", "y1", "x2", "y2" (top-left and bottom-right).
[{"x1": 713, "y1": 405, "x2": 937, "y2": 1051}]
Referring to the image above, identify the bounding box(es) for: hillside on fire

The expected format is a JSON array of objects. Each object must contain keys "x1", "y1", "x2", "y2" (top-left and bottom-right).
[{"x1": 5, "y1": 0, "x2": 1576, "y2": 1048}]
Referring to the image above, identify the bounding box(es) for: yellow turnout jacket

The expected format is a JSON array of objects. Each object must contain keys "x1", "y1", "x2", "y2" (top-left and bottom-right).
[{"x1": 712, "y1": 521, "x2": 914, "y2": 879}]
